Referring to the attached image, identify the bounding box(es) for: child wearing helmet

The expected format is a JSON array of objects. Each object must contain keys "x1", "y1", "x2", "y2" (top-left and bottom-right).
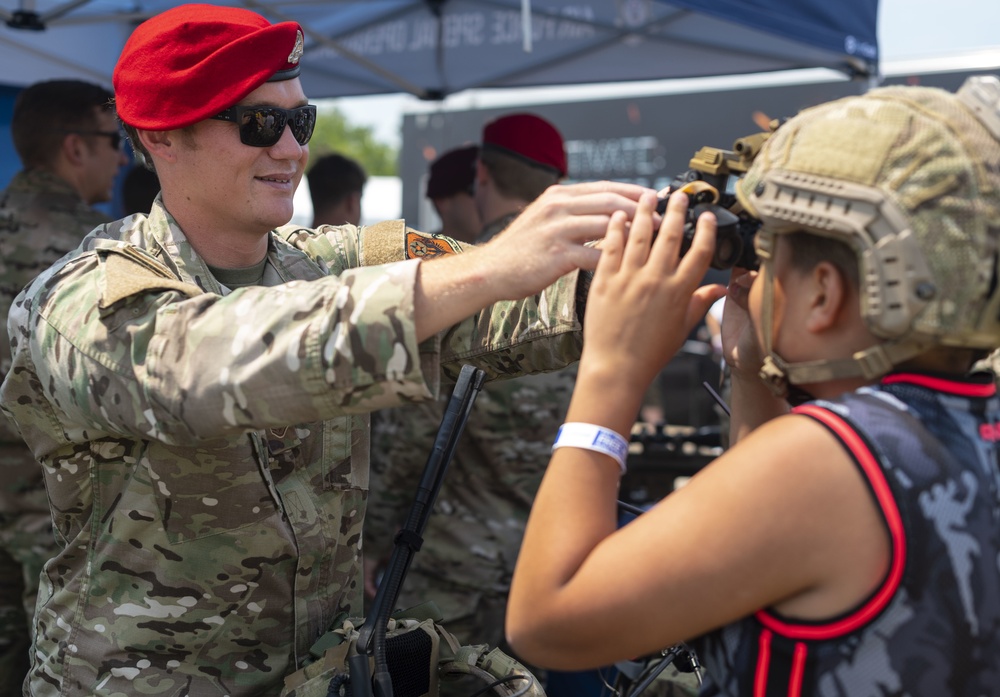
[{"x1": 507, "y1": 77, "x2": 1000, "y2": 695}]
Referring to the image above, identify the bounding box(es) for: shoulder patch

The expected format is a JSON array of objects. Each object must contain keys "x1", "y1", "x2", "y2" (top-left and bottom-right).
[
  {"x1": 357, "y1": 221, "x2": 463, "y2": 266},
  {"x1": 405, "y1": 231, "x2": 461, "y2": 259},
  {"x1": 97, "y1": 246, "x2": 203, "y2": 310}
]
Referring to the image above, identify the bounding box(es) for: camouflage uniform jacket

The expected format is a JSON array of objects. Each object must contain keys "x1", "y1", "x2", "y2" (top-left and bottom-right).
[
  {"x1": 1, "y1": 169, "x2": 109, "y2": 478},
  {"x1": 0, "y1": 199, "x2": 585, "y2": 697},
  {"x1": 367, "y1": 211, "x2": 578, "y2": 600},
  {"x1": 477, "y1": 212, "x2": 516, "y2": 244}
]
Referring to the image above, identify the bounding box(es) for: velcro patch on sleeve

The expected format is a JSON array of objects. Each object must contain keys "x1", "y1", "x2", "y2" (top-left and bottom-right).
[
  {"x1": 359, "y1": 222, "x2": 463, "y2": 266},
  {"x1": 359, "y1": 219, "x2": 407, "y2": 266}
]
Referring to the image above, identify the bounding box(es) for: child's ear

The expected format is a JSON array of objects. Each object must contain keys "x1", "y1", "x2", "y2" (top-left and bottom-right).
[{"x1": 804, "y1": 261, "x2": 847, "y2": 333}]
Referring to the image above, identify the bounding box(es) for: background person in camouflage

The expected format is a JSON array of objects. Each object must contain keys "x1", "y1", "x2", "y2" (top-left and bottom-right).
[
  {"x1": 424, "y1": 144, "x2": 481, "y2": 243},
  {"x1": 472, "y1": 112, "x2": 567, "y2": 241},
  {"x1": 0, "y1": 6, "x2": 653, "y2": 697},
  {"x1": 0, "y1": 78, "x2": 127, "y2": 694},
  {"x1": 307, "y1": 152, "x2": 366, "y2": 227},
  {"x1": 365, "y1": 114, "x2": 577, "y2": 672},
  {"x1": 507, "y1": 78, "x2": 1000, "y2": 695}
]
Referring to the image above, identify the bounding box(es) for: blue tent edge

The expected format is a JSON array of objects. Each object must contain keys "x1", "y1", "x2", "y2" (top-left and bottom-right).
[
  {"x1": 667, "y1": 0, "x2": 879, "y2": 74},
  {"x1": 0, "y1": 85, "x2": 20, "y2": 192}
]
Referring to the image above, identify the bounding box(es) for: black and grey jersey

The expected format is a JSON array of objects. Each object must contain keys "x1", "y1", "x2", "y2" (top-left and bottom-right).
[{"x1": 694, "y1": 372, "x2": 1000, "y2": 697}]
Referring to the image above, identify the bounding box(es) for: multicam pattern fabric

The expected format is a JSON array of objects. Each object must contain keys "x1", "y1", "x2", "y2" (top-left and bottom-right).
[
  {"x1": 0, "y1": 169, "x2": 109, "y2": 693},
  {"x1": 736, "y1": 83, "x2": 1000, "y2": 352},
  {"x1": 368, "y1": 367, "x2": 577, "y2": 617},
  {"x1": 0, "y1": 197, "x2": 585, "y2": 697},
  {"x1": 695, "y1": 373, "x2": 1000, "y2": 696},
  {"x1": 367, "y1": 212, "x2": 578, "y2": 661}
]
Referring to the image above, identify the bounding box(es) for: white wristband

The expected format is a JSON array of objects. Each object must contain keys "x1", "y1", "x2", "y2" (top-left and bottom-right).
[{"x1": 552, "y1": 422, "x2": 629, "y2": 474}]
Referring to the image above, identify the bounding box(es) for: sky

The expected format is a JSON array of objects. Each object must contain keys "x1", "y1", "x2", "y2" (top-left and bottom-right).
[{"x1": 329, "y1": 0, "x2": 1000, "y2": 150}]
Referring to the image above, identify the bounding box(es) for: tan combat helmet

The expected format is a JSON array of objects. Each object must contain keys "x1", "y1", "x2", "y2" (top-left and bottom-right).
[{"x1": 735, "y1": 76, "x2": 1000, "y2": 396}]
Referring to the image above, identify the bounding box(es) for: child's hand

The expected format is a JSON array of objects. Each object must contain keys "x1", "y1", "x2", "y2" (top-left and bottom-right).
[
  {"x1": 580, "y1": 191, "x2": 727, "y2": 397},
  {"x1": 722, "y1": 267, "x2": 766, "y2": 380}
]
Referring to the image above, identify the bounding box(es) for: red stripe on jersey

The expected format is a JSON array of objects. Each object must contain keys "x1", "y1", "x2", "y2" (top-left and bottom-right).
[
  {"x1": 755, "y1": 629, "x2": 772, "y2": 697},
  {"x1": 755, "y1": 405, "x2": 906, "y2": 641},
  {"x1": 788, "y1": 642, "x2": 808, "y2": 696},
  {"x1": 882, "y1": 372, "x2": 995, "y2": 397}
]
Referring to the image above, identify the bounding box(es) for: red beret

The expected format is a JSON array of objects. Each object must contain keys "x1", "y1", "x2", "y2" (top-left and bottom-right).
[
  {"x1": 114, "y1": 4, "x2": 304, "y2": 130},
  {"x1": 481, "y1": 113, "x2": 566, "y2": 177},
  {"x1": 426, "y1": 145, "x2": 479, "y2": 199}
]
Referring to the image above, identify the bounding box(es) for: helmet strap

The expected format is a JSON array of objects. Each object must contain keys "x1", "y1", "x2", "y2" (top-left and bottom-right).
[
  {"x1": 756, "y1": 230, "x2": 935, "y2": 398},
  {"x1": 761, "y1": 323, "x2": 936, "y2": 400},
  {"x1": 756, "y1": 231, "x2": 792, "y2": 399}
]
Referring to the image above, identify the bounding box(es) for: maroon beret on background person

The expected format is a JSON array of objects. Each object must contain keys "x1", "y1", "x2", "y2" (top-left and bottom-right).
[
  {"x1": 481, "y1": 112, "x2": 567, "y2": 177},
  {"x1": 114, "y1": 3, "x2": 304, "y2": 131},
  {"x1": 426, "y1": 145, "x2": 480, "y2": 199}
]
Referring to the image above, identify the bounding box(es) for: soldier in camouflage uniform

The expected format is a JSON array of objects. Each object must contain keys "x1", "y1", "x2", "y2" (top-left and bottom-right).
[
  {"x1": 366, "y1": 115, "x2": 575, "y2": 665},
  {"x1": 0, "y1": 6, "x2": 652, "y2": 697},
  {"x1": 424, "y1": 145, "x2": 481, "y2": 243},
  {"x1": 507, "y1": 79, "x2": 1000, "y2": 695},
  {"x1": 0, "y1": 79, "x2": 127, "y2": 694}
]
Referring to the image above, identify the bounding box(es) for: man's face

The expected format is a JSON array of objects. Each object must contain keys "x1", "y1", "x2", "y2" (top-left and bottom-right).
[
  {"x1": 436, "y1": 191, "x2": 481, "y2": 243},
  {"x1": 472, "y1": 158, "x2": 488, "y2": 222},
  {"x1": 167, "y1": 79, "x2": 310, "y2": 237},
  {"x1": 81, "y1": 108, "x2": 128, "y2": 205}
]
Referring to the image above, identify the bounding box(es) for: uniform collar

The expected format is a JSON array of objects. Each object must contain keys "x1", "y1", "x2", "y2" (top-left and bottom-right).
[{"x1": 477, "y1": 212, "x2": 519, "y2": 244}]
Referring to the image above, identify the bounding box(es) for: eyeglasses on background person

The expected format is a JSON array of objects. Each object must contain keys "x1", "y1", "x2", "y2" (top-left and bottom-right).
[{"x1": 59, "y1": 129, "x2": 124, "y2": 151}]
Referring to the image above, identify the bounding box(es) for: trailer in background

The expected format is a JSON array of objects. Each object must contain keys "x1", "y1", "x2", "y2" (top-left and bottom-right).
[{"x1": 399, "y1": 53, "x2": 1000, "y2": 233}]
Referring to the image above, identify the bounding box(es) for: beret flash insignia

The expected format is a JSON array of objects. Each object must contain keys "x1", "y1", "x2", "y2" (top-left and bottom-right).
[{"x1": 288, "y1": 30, "x2": 304, "y2": 64}]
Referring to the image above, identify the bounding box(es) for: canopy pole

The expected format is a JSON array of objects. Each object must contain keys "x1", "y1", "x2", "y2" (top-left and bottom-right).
[
  {"x1": 522, "y1": 0, "x2": 532, "y2": 53},
  {"x1": 40, "y1": 0, "x2": 96, "y2": 25}
]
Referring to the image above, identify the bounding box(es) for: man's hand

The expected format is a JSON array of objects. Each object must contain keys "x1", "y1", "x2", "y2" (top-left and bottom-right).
[
  {"x1": 414, "y1": 180, "x2": 654, "y2": 341},
  {"x1": 570, "y1": 191, "x2": 727, "y2": 434},
  {"x1": 471, "y1": 181, "x2": 655, "y2": 301}
]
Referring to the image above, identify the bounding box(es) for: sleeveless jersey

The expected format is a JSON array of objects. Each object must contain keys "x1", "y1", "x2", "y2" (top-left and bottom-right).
[{"x1": 693, "y1": 372, "x2": 1000, "y2": 696}]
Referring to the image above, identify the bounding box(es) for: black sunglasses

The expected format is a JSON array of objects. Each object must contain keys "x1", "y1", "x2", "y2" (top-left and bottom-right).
[
  {"x1": 61, "y1": 129, "x2": 123, "y2": 150},
  {"x1": 210, "y1": 104, "x2": 317, "y2": 147}
]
